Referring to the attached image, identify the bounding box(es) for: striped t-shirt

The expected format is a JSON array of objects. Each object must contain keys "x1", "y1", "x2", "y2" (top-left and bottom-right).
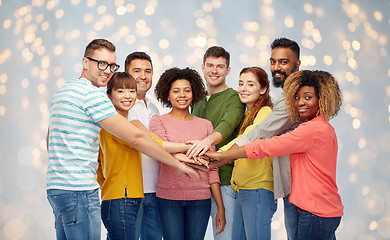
[{"x1": 47, "y1": 78, "x2": 117, "y2": 190}]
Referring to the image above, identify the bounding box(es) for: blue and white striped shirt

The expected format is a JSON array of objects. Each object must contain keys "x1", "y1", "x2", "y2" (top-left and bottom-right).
[{"x1": 47, "y1": 78, "x2": 117, "y2": 190}]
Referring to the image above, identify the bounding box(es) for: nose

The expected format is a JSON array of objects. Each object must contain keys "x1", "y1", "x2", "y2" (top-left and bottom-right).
[
  {"x1": 140, "y1": 71, "x2": 146, "y2": 79},
  {"x1": 274, "y1": 62, "x2": 281, "y2": 71},
  {"x1": 103, "y1": 67, "x2": 111, "y2": 75}
]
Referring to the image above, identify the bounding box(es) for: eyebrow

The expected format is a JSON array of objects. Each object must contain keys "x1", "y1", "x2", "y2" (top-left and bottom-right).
[
  {"x1": 132, "y1": 67, "x2": 152, "y2": 71},
  {"x1": 239, "y1": 79, "x2": 256, "y2": 83},
  {"x1": 172, "y1": 86, "x2": 191, "y2": 89}
]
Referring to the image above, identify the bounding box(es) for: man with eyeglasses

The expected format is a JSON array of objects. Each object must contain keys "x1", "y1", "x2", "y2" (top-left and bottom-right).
[{"x1": 46, "y1": 39, "x2": 199, "y2": 240}]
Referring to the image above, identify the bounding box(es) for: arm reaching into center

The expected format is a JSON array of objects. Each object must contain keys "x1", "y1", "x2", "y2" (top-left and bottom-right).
[
  {"x1": 99, "y1": 114, "x2": 200, "y2": 179},
  {"x1": 130, "y1": 119, "x2": 192, "y2": 153},
  {"x1": 205, "y1": 146, "x2": 247, "y2": 162}
]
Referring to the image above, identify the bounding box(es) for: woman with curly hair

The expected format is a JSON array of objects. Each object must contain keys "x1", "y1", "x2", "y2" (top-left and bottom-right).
[
  {"x1": 150, "y1": 67, "x2": 225, "y2": 240},
  {"x1": 97, "y1": 72, "x2": 198, "y2": 240},
  {"x1": 205, "y1": 70, "x2": 344, "y2": 240}
]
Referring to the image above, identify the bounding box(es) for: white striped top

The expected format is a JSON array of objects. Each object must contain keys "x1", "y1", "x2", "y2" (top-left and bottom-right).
[{"x1": 47, "y1": 78, "x2": 117, "y2": 190}]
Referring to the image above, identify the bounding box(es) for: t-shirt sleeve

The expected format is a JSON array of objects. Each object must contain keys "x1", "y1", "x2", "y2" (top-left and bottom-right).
[
  {"x1": 85, "y1": 90, "x2": 117, "y2": 122},
  {"x1": 149, "y1": 115, "x2": 169, "y2": 141},
  {"x1": 213, "y1": 92, "x2": 244, "y2": 141}
]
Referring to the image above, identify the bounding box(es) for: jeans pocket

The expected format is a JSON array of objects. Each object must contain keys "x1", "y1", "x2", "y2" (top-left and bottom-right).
[
  {"x1": 49, "y1": 192, "x2": 78, "y2": 225},
  {"x1": 122, "y1": 198, "x2": 139, "y2": 206}
]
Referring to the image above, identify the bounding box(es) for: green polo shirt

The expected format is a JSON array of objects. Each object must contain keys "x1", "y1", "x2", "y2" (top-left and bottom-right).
[{"x1": 192, "y1": 88, "x2": 245, "y2": 185}]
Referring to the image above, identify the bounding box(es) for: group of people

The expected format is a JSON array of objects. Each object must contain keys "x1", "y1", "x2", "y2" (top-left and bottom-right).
[{"x1": 46, "y1": 37, "x2": 344, "y2": 240}]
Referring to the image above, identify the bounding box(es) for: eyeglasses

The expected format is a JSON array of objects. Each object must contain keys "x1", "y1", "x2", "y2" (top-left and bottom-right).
[{"x1": 86, "y1": 57, "x2": 120, "y2": 73}]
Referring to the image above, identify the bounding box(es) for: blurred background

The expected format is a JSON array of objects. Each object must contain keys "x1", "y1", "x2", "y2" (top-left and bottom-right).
[{"x1": 0, "y1": 0, "x2": 389, "y2": 239}]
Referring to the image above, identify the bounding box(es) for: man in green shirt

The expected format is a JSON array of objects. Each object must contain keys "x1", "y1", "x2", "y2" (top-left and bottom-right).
[{"x1": 188, "y1": 46, "x2": 245, "y2": 239}]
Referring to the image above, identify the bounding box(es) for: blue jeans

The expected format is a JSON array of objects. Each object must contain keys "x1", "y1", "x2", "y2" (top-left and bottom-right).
[
  {"x1": 284, "y1": 195, "x2": 299, "y2": 240},
  {"x1": 211, "y1": 185, "x2": 237, "y2": 240},
  {"x1": 297, "y1": 207, "x2": 341, "y2": 240},
  {"x1": 135, "y1": 193, "x2": 162, "y2": 240},
  {"x1": 232, "y1": 188, "x2": 277, "y2": 240},
  {"x1": 47, "y1": 188, "x2": 101, "y2": 240},
  {"x1": 156, "y1": 197, "x2": 211, "y2": 240},
  {"x1": 101, "y1": 198, "x2": 141, "y2": 240}
]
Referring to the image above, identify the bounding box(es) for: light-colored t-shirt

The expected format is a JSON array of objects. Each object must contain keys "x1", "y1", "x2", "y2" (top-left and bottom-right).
[{"x1": 47, "y1": 78, "x2": 117, "y2": 190}]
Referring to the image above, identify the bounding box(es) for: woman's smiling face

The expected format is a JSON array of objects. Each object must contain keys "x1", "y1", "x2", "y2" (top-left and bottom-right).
[{"x1": 294, "y1": 85, "x2": 319, "y2": 120}]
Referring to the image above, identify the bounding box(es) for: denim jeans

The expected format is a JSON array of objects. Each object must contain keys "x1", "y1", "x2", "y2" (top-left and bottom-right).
[
  {"x1": 297, "y1": 207, "x2": 341, "y2": 240},
  {"x1": 283, "y1": 194, "x2": 299, "y2": 240},
  {"x1": 211, "y1": 185, "x2": 237, "y2": 240},
  {"x1": 156, "y1": 197, "x2": 211, "y2": 240},
  {"x1": 135, "y1": 193, "x2": 162, "y2": 240},
  {"x1": 101, "y1": 197, "x2": 141, "y2": 240},
  {"x1": 47, "y1": 188, "x2": 101, "y2": 240},
  {"x1": 232, "y1": 188, "x2": 277, "y2": 240}
]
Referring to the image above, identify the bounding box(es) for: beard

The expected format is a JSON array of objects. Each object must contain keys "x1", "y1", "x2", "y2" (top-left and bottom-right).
[
  {"x1": 272, "y1": 70, "x2": 287, "y2": 88},
  {"x1": 272, "y1": 66, "x2": 298, "y2": 88}
]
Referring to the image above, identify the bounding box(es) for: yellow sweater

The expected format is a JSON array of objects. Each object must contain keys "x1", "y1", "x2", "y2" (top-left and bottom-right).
[
  {"x1": 220, "y1": 106, "x2": 274, "y2": 192},
  {"x1": 97, "y1": 128, "x2": 162, "y2": 201}
]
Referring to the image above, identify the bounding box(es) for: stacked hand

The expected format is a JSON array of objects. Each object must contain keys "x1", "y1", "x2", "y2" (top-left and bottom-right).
[{"x1": 173, "y1": 153, "x2": 211, "y2": 168}]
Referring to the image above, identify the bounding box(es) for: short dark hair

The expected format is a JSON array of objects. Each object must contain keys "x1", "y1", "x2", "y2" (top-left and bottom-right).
[
  {"x1": 154, "y1": 67, "x2": 206, "y2": 108},
  {"x1": 84, "y1": 39, "x2": 116, "y2": 57},
  {"x1": 124, "y1": 51, "x2": 153, "y2": 72},
  {"x1": 106, "y1": 72, "x2": 137, "y2": 95},
  {"x1": 203, "y1": 46, "x2": 230, "y2": 67},
  {"x1": 271, "y1": 38, "x2": 300, "y2": 59}
]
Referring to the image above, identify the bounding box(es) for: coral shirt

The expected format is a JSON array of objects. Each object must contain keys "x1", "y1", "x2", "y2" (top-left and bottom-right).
[{"x1": 245, "y1": 116, "x2": 343, "y2": 217}]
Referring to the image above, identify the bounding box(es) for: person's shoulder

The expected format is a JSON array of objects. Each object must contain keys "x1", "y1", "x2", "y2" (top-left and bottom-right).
[
  {"x1": 224, "y1": 87, "x2": 239, "y2": 95},
  {"x1": 257, "y1": 106, "x2": 272, "y2": 115},
  {"x1": 151, "y1": 113, "x2": 169, "y2": 120}
]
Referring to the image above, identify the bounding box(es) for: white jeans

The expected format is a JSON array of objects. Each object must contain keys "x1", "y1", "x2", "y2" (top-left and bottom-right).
[{"x1": 210, "y1": 185, "x2": 237, "y2": 240}]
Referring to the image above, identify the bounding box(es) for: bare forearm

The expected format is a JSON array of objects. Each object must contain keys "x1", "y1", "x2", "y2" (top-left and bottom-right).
[
  {"x1": 162, "y1": 142, "x2": 190, "y2": 153},
  {"x1": 207, "y1": 131, "x2": 223, "y2": 146},
  {"x1": 205, "y1": 145, "x2": 247, "y2": 162},
  {"x1": 211, "y1": 183, "x2": 224, "y2": 210},
  {"x1": 100, "y1": 114, "x2": 181, "y2": 168}
]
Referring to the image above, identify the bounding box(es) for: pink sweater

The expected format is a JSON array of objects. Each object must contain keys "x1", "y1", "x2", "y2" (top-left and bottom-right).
[
  {"x1": 245, "y1": 116, "x2": 343, "y2": 218},
  {"x1": 150, "y1": 114, "x2": 220, "y2": 200}
]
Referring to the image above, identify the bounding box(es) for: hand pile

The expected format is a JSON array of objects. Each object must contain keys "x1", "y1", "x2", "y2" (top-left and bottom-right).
[
  {"x1": 180, "y1": 156, "x2": 212, "y2": 168},
  {"x1": 173, "y1": 153, "x2": 215, "y2": 168}
]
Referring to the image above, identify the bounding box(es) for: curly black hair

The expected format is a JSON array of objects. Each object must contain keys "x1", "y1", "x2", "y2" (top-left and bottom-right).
[
  {"x1": 283, "y1": 70, "x2": 342, "y2": 122},
  {"x1": 154, "y1": 67, "x2": 206, "y2": 108}
]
